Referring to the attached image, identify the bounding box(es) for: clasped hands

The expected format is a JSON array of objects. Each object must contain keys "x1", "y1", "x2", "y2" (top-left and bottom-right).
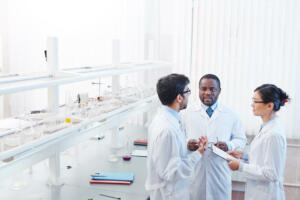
[{"x1": 187, "y1": 138, "x2": 229, "y2": 153}]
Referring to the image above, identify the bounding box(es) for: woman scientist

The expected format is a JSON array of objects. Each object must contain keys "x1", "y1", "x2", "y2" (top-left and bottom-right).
[{"x1": 227, "y1": 84, "x2": 289, "y2": 200}]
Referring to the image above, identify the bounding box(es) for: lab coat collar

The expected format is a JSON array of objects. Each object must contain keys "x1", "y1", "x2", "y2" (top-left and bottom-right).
[
  {"x1": 161, "y1": 105, "x2": 181, "y2": 123},
  {"x1": 201, "y1": 101, "x2": 218, "y2": 111},
  {"x1": 190, "y1": 101, "x2": 224, "y2": 121},
  {"x1": 160, "y1": 106, "x2": 182, "y2": 130},
  {"x1": 195, "y1": 101, "x2": 225, "y2": 113},
  {"x1": 259, "y1": 115, "x2": 279, "y2": 133}
]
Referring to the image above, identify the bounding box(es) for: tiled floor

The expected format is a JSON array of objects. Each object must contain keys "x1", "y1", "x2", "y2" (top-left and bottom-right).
[
  {"x1": 284, "y1": 139, "x2": 300, "y2": 199},
  {"x1": 284, "y1": 186, "x2": 299, "y2": 200},
  {"x1": 232, "y1": 191, "x2": 244, "y2": 200},
  {"x1": 284, "y1": 146, "x2": 299, "y2": 184}
]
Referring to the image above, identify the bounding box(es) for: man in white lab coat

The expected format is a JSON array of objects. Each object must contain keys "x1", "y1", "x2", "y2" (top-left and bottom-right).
[
  {"x1": 182, "y1": 74, "x2": 247, "y2": 200},
  {"x1": 145, "y1": 73, "x2": 207, "y2": 200}
]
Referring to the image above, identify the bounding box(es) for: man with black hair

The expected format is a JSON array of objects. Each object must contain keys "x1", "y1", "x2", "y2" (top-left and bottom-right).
[
  {"x1": 145, "y1": 73, "x2": 207, "y2": 200},
  {"x1": 182, "y1": 74, "x2": 247, "y2": 200}
]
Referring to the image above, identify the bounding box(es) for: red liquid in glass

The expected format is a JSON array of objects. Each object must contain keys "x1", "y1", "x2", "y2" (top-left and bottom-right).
[{"x1": 122, "y1": 156, "x2": 131, "y2": 161}]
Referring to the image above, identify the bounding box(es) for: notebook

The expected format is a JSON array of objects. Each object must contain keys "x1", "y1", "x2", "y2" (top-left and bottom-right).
[
  {"x1": 91, "y1": 172, "x2": 134, "y2": 182},
  {"x1": 134, "y1": 139, "x2": 148, "y2": 146},
  {"x1": 90, "y1": 179, "x2": 132, "y2": 185}
]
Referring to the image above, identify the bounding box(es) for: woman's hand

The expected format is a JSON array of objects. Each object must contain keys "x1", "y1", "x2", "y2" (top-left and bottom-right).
[
  {"x1": 227, "y1": 150, "x2": 243, "y2": 159},
  {"x1": 227, "y1": 159, "x2": 240, "y2": 171}
]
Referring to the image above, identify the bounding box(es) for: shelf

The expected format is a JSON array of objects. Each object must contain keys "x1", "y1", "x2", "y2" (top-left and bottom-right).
[
  {"x1": 0, "y1": 61, "x2": 171, "y2": 95},
  {"x1": 0, "y1": 95, "x2": 158, "y2": 179},
  {"x1": 0, "y1": 50, "x2": 170, "y2": 184}
]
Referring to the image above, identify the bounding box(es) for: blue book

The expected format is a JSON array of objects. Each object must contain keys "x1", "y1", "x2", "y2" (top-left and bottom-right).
[{"x1": 91, "y1": 172, "x2": 134, "y2": 182}]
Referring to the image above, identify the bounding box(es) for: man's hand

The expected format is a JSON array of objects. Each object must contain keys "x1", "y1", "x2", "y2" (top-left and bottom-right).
[
  {"x1": 227, "y1": 150, "x2": 243, "y2": 159},
  {"x1": 215, "y1": 141, "x2": 228, "y2": 151},
  {"x1": 198, "y1": 136, "x2": 208, "y2": 154},
  {"x1": 227, "y1": 159, "x2": 240, "y2": 171},
  {"x1": 187, "y1": 139, "x2": 199, "y2": 151}
]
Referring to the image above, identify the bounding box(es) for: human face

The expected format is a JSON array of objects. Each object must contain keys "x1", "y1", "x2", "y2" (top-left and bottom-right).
[
  {"x1": 180, "y1": 85, "x2": 191, "y2": 110},
  {"x1": 251, "y1": 91, "x2": 272, "y2": 117},
  {"x1": 199, "y1": 79, "x2": 221, "y2": 106}
]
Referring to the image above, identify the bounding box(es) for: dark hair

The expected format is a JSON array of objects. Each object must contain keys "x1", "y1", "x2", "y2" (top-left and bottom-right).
[
  {"x1": 199, "y1": 74, "x2": 221, "y2": 88},
  {"x1": 156, "y1": 73, "x2": 190, "y2": 105},
  {"x1": 254, "y1": 84, "x2": 290, "y2": 111}
]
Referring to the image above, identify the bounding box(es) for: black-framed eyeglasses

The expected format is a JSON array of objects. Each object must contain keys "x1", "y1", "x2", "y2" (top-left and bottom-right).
[
  {"x1": 252, "y1": 100, "x2": 265, "y2": 104},
  {"x1": 182, "y1": 88, "x2": 191, "y2": 94}
]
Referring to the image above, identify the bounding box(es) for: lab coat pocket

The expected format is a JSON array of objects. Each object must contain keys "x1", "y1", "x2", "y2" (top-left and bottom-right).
[
  {"x1": 169, "y1": 179, "x2": 190, "y2": 200},
  {"x1": 256, "y1": 184, "x2": 269, "y2": 199}
]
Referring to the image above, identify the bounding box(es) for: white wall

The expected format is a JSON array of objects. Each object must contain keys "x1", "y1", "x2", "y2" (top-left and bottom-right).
[
  {"x1": 191, "y1": 0, "x2": 300, "y2": 138},
  {"x1": 0, "y1": 0, "x2": 10, "y2": 118},
  {"x1": 1, "y1": 0, "x2": 146, "y2": 116}
]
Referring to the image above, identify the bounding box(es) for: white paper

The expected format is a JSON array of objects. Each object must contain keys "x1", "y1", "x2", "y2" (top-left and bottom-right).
[
  {"x1": 131, "y1": 150, "x2": 147, "y2": 157},
  {"x1": 210, "y1": 145, "x2": 237, "y2": 160}
]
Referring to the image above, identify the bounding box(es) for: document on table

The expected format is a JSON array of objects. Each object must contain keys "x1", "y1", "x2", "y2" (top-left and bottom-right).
[
  {"x1": 209, "y1": 145, "x2": 237, "y2": 160},
  {"x1": 131, "y1": 150, "x2": 147, "y2": 157}
]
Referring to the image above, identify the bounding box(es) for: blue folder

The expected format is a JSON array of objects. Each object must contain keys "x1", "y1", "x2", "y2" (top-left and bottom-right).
[{"x1": 91, "y1": 172, "x2": 134, "y2": 182}]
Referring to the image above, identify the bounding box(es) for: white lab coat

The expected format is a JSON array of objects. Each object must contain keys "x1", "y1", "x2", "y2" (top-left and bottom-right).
[
  {"x1": 241, "y1": 115, "x2": 286, "y2": 200},
  {"x1": 145, "y1": 107, "x2": 200, "y2": 200},
  {"x1": 181, "y1": 103, "x2": 247, "y2": 200}
]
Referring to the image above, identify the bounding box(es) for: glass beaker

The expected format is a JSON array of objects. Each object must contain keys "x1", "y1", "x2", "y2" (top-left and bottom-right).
[
  {"x1": 43, "y1": 113, "x2": 65, "y2": 134},
  {"x1": 3, "y1": 130, "x2": 22, "y2": 162},
  {"x1": 122, "y1": 138, "x2": 133, "y2": 162},
  {"x1": 43, "y1": 116, "x2": 57, "y2": 134},
  {"x1": 22, "y1": 128, "x2": 35, "y2": 144},
  {"x1": 0, "y1": 136, "x2": 3, "y2": 153},
  {"x1": 108, "y1": 128, "x2": 123, "y2": 162},
  {"x1": 9, "y1": 169, "x2": 28, "y2": 190}
]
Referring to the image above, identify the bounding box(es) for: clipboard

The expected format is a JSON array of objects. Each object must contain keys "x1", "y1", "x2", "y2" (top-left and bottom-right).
[{"x1": 208, "y1": 144, "x2": 237, "y2": 160}]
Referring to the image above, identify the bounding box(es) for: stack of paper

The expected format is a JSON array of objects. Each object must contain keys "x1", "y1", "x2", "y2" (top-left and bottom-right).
[
  {"x1": 90, "y1": 172, "x2": 134, "y2": 185},
  {"x1": 131, "y1": 150, "x2": 147, "y2": 157}
]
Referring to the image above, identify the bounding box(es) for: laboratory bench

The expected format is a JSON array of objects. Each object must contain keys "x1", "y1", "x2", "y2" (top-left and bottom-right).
[
  {"x1": 2, "y1": 128, "x2": 299, "y2": 199},
  {"x1": 0, "y1": 125, "x2": 149, "y2": 200}
]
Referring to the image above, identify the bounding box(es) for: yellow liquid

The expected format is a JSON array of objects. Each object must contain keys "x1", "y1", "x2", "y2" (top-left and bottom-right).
[{"x1": 65, "y1": 118, "x2": 71, "y2": 123}]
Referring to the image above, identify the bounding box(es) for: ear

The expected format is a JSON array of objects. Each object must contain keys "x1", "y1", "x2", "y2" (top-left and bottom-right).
[
  {"x1": 176, "y1": 94, "x2": 183, "y2": 103},
  {"x1": 267, "y1": 102, "x2": 274, "y2": 110}
]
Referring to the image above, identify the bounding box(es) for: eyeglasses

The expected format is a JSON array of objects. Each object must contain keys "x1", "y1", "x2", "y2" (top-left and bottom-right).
[
  {"x1": 182, "y1": 88, "x2": 191, "y2": 94},
  {"x1": 252, "y1": 100, "x2": 265, "y2": 104}
]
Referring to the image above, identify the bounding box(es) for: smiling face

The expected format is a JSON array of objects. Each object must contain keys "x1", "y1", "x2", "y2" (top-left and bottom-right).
[
  {"x1": 251, "y1": 91, "x2": 273, "y2": 117},
  {"x1": 199, "y1": 78, "x2": 221, "y2": 106}
]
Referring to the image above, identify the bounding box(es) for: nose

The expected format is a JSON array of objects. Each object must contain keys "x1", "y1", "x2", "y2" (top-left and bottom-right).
[{"x1": 204, "y1": 90, "x2": 211, "y2": 95}]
